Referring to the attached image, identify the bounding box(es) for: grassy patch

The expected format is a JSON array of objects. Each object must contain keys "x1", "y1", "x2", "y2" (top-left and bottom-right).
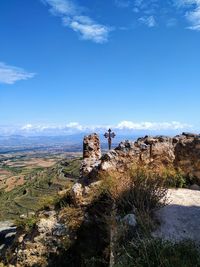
[
  {"x1": 15, "y1": 215, "x2": 38, "y2": 232},
  {"x1": 114, "y1": 239, "x2": 200, "y2": 267}
]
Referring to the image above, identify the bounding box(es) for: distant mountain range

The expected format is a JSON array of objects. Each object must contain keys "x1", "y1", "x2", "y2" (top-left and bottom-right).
[
  {"x1": 0, "y1": 133, "x2": 139, "y2": 147},
  {"x1": 0, "y1": 128, "x2": 196, "y2": 150}
]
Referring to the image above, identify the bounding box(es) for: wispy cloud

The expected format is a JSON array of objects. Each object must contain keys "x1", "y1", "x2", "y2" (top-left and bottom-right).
[
  {"x1": 114, "y1": 0, "x2": 131, "y2": 8},
  {"x1": 114, "y1": 0, "x2": 200, "y2": 30},
  {"x1": 186, "y1": 7, "x2": 200, "y2": 30},
  {"x1": 174, "y1": 0, "x2": 200, "y2": 30},
  {"x1": 0, "y1": 62, "x2": 35, "y2": 85},
  {"x1": 42, "y1": 0, "x2": 111, "y2": 43},
  {"x1": 138, "y1": 15, "x2": 156, "y2": 27},
  {"x1": 115, "y1": 0, "x2": 159, "y2": 27},
  {"x1": 63, "y1": 16, "x2": 110, "y2": 43}
]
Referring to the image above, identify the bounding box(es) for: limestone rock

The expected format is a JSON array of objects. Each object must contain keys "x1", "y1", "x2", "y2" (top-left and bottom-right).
[
  {"x1": 121, "y1": 214, "x2": 137, "y2": 227},
  {"x1": 95, "y1": 133, "x2": 200, "y2": 184},
  {"x1": 37, "y1": 217, "x2": 57, "y2": 235},
  {"x1": 15, "y1": 209, "x2": 68, "y2": 267},
  {"x1": 81, "y1": 133, "x2": 101, "y2": 178},
  {"x1": 71, "y1": 182, "x2": 83, "y2": 205}
]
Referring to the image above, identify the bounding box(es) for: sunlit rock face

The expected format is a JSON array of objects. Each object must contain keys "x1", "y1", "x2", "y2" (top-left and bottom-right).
[
  {"x1": 81, "y1": 133, "x2": 101, "y2": 178},
  {"x1": 99, "y1": 136, "x2": 175, "y2": 173},
  {"x1": 81, "y1": 132, "x2": 200, "y2": 184}
]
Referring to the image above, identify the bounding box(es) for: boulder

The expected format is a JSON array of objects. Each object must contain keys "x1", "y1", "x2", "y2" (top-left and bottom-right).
[{"x1": 71, "y1": 183, "x2": 83, "y2": 205}]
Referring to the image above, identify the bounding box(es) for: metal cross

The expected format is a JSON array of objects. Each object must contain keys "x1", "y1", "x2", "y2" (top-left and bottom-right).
[{"x1": 104, "y1": 129, "x2": 116, "y2": 150}]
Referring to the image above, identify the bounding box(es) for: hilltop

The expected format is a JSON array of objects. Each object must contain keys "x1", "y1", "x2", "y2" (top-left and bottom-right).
[{"x1": 0, "y1": 132, "x2": 200, "y2": 267}]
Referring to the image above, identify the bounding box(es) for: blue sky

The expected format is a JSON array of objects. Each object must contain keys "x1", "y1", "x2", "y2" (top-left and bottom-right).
[{"x1": 0, "y1": 0, "x2": 200, "y2": 135}]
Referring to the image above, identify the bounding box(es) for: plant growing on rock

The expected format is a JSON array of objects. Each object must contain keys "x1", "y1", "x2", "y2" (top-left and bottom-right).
[
  {"x1": 116, "y1": 167, "x2": 168, "y2": 217},
  {"x1": 15, "y1": 215, "x2": 38, "y2": 232}
]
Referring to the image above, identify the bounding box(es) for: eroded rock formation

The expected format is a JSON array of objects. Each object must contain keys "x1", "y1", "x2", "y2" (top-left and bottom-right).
[
  {"x1": 174, "y1": 133, "x2": 200, "y2": 179},
  {"x1": 82, "y1": 132, "x2": 200, "y2": 183},
  {"x1": 80, "y1": 133, "x2": 101, "y2": 178}
]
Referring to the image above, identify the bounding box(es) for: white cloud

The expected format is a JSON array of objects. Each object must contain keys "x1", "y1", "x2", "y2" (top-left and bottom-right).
[
  {"x1": 139, "y1": 16, "x2": 156, "y2": 27},
  {"x1": 116, "y1": 121, "x2": 191, "y2": 130},
  {"x1": 186, "y1": 6, "x2": 200, "y2": 30},
  {"x1": 42, "y1": 0, "x2": 111, "y2": 43},
  {"x1": 63, "y1": 16, "x2": 111, "y2": 43},
  {"x1": 174, "y1": 0, "x2": 200, "y2": 30},
  {"x1": 42, "y1": 0, "x2": 77, "y2": 15},
  {"x1": 1, "y1": 120, "x2": 191, "y2": 136},
  {"x1": 0, "y1": 62, "x2": 35, "y2": 85}
]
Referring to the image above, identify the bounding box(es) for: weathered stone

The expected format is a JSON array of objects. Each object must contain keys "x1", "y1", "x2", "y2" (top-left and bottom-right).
[
  {"x1": 174, "y1": 134, "x2": 200, "y2": 181},
  {"x1": 121, "y1": 214, "x2": 137, "y2": 227},
  {"x1": 52, "y1": 223, "x2": 68, "y2": 237},
  {"x1": 100, "y1": 133, "x2": 200, "y2": 184},
  {"x1": 37, "y1": 217, "x2": 57, "y2": 235},
  {"x1": 71, "y1": 182, "x2": 83, "y2": 205},
  {"x1": 81, "y1": 133, "x2": 101, "y2": 178}
]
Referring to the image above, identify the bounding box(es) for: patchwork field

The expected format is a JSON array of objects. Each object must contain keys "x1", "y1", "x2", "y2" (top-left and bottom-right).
[{"x1": 0, "y1": 150, "x2": 82, "y2": 220}]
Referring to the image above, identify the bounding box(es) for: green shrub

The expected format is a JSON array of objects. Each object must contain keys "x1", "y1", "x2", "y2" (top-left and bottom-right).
[
  {"x1": 161, "y1": 168, "x2": 187, "y2": 188},
  {"x1": 114, "y1": 239, "x2": 200, "y2": 267},
  {"x1": 15, "y1": 215, "x2": 38, "y2": 232},
  {"x1": 117, "y1": 168, "x2": 168, "y2": 216}
]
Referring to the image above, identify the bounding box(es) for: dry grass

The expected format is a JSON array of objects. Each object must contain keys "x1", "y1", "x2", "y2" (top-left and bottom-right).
[
  {"x1": 97, "y1": 166, "x2": 168, "y2": 217},
  {"x1": 60, "y1": 206, "x2": 84, "y2": 231}
]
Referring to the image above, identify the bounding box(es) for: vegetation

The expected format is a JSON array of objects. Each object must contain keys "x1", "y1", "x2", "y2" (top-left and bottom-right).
[
  {"x1": 89, "y1": 167, "x2": 200, "y2": 267},
  {"x1": 0, "y1": 158, "x2": 81, "y2": 220},
  {"x1": 15, "y1": 215, "x2": 38, "y2": 232},
  {"x1": 114, "y1": 239, "x2": 200, "y2": 267},
  {"x1": 117, "y1": 167, "x2": 168, "y2": 215},
  {"x1": 160, "y1": 167, "x2": 187, "y2": 188},
  {"x1": 1, "y1": 159, "x2": 199, "y2": 267}
]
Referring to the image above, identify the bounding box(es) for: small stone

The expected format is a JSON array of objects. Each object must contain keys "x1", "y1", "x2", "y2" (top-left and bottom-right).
[
  {"x1": 52, "y1": 223, "x2": 67, "y2": 237},
  {"x1": 121, "y1": 214, "x2": 137, "y2": 227}
]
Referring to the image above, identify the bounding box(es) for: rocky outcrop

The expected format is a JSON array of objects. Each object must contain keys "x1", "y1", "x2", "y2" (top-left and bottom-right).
[
  {"x1": 99, "y1": 135, "x2": 175, "y2": 174},
  {"x1": 80, "y1": 133, "x2": 101, "y2": 178},
  {"x1": 82, "y1": 132, "x2": 200, "y2": 184},
  {"x1": 14, "y1": 211, "x2": 68, "y2": 267},
  {"x1": 174, "y1": 133, "x2": 200, "y2": 180}
]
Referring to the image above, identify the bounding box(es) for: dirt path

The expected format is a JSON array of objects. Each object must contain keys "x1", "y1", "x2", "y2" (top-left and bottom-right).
[{"x1": 153, "y1": 188, "x2": 200, "y2": 244}]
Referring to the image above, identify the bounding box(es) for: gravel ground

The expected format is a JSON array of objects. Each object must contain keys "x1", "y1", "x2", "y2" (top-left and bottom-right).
[{"x1": 153, "y1": 188, "x2": 200, "y2": 244}]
